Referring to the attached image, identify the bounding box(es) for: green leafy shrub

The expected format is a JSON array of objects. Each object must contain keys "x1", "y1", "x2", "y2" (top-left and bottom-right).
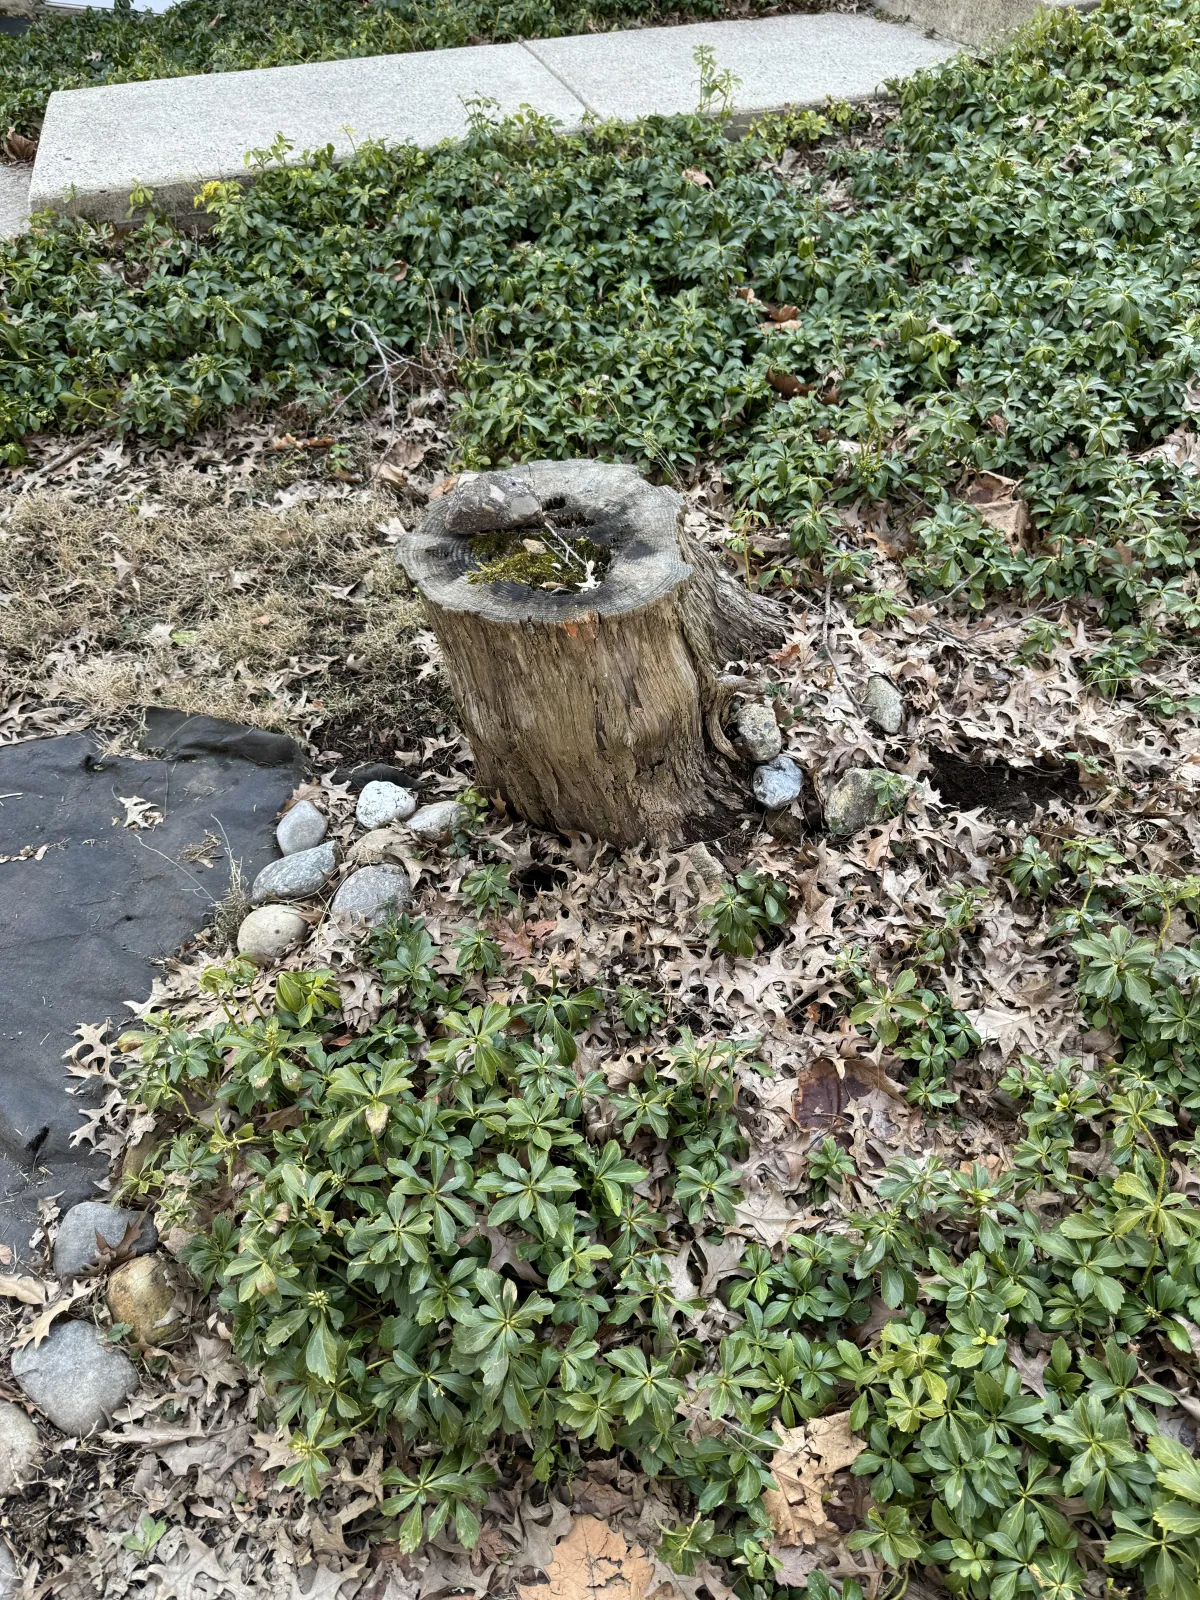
[
  {"x1": 616, "y1": 981, "x2": 665, "y2": 1036},
  {"x1": 702, "y1": 871, "x2": 790, "y2": 957},
  {"x1": 118, "y1": 920, "x2": 783, "y2": 1547},
  {"x1": 802, "y1": 1136, "x2": 855, "y2": 1200},
  {"x1": 114, "y1": 857, "x2": 1200, "y2": 1600},
  {"x1": 12, "y1": 0, "x2": 1200, "y2": 626},
  {"x1": 458, "y1": 861, "x2": 518, "y2": 916},
  {"x1": 841, "y1": 949, "x2": 979, "y2": 1113}
]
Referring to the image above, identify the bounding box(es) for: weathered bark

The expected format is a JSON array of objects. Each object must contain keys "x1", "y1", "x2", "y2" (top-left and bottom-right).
[{"x1": 399, "y1": 461, "x2": 785, "y2": 846}]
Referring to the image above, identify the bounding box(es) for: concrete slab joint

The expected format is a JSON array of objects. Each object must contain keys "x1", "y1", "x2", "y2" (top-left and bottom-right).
[{"x1": 24, "y1": 14, "x2": 957, "y2": 230}]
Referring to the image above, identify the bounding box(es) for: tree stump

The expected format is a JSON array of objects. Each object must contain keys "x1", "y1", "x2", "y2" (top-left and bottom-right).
[{"x1": 399, "y1": 461, "x2": 785, "y2": 845}]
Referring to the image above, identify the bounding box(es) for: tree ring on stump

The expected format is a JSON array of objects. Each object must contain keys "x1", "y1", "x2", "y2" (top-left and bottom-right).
[
  {"x1": 399, "y1": 460, "x2": 786, "y2": 846},
  {"x1": 402, "y1": 461, "x2": 690, "y2": 621}
]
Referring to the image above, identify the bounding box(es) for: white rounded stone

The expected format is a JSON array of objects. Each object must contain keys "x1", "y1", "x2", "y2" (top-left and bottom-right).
[
  {"x1": 752, "y1": 755, "x2": 803, "y2": 809},
  {"x1": 356, "y1": 781, "x2": 418, "y2": 830},
  {"x1": 236, "y1": 906, "x2": 307, "y2": 963}
]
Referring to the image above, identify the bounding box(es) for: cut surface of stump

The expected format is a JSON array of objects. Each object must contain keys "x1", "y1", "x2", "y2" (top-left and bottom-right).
[{"x1": 400, "y1": 461, "x2": 785, "y2": 845}]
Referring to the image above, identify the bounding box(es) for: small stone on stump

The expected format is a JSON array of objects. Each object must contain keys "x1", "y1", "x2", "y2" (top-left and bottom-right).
[{"x1": 735, "y1": 702, "x2": 782, "y2": 763}]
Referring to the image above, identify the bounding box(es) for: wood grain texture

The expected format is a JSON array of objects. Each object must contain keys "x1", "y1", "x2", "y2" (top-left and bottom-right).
[{"x1": 400, "y1": 462, "x2": 784, "y2": 844}]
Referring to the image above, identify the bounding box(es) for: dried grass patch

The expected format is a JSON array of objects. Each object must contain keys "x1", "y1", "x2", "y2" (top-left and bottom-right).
[{"x1": 0, "y1": 452, "x2": 451, "y2": 758}]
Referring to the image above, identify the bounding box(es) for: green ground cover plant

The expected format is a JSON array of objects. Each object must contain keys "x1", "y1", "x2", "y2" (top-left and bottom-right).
[
  {"x1": 0, "y1": 0, "x2": 796, "y2": 137},
  {"x1": 6, "y1": 0, "x2": 1200, "y2": 630},
  {"x1": 116, "y1": 838, "x2": 1200, "y2": 1600}
]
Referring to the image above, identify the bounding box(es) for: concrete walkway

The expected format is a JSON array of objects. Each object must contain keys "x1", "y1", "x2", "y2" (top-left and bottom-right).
[
  {"x1": 0, "y1": 165, "x2": 30, "y2": 237},
  {"x1": 21, "y1": 13, "x2": 956, "y2": 229}
]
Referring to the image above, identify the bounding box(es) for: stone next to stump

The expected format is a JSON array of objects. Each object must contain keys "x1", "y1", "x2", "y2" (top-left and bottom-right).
[{"x1": 0, "y1": 718, "x2": 302, "y2": 1265}]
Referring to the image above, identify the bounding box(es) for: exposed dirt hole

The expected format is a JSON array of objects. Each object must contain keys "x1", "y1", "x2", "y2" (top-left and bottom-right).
[
  {"x1": 515, "y1": 862, "x2": 569, "y2": 895},
  {"x1": 927, "y1": 746, "x2": 1079, "y2": 823}
]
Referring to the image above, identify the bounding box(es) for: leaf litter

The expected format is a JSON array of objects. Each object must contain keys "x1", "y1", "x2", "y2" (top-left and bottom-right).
[{"x1": 4, "y1": 403, "x2": 1200, "y2": 1599}]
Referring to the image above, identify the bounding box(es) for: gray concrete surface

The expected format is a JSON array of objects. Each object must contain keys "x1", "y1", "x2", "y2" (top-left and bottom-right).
[
  {"x1": 872, "y1": 0, "x2": 1095, "y2": 48},
  {"x1": 0, "y1": 164, "x2": 30, "y2": 239},
  {"x1": 527, "y1": 14, "x2": 954, "y2": 124},
  {"x1": 27, "y1": 12, "x2": 958, "y2": 228},
  {"x1": 30, "y1": 42, "x2": 588, "y2": 223},
  {"x1": 44, "y1": 0, "x2": 177, "y2": 11}
]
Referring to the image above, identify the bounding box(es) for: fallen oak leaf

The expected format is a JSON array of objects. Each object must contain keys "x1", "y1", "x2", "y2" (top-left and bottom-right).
[
  {"x1": 805, "y1": 1409, "x2": 868, "y2": 1474},
  {"x1": 251, "y1": 1429, "x2": 302, "y2": 1473},
  {"x1": 517, "y1": 1515, "x2": 654, "y2": 1600},
  {"x1": 92, "y1": 1213, "x2": 146, "y2": 1271},
  {"x1": 0, "y1": 1271, "x2": 47, "y2": 1305},
  {"x1": 115, "y1": 794, "x2": 163, "y2": 830},
  {"x1": 764, "y1": 1413, "x2": 866, "y2": 1547},
  {"x1": 732, "y1": 1179, "x2": 802, "y2": 1247},
  {"x1": 696, "y1": 1234, "x2": 746, "y2": 1297},
  {"x1": 681, "y1": 168, "x2": 712, "y2": 187},
  {"x1": 1006, "y1": 1339, "x2": 1050, "y2": 1398},
  {"x1": 14, "y1": 1280, "x2": 93, "y2": 1349},
  {"x1": 463, "y1": 1223, "x2": 545, "y2": 1286},
  {"x1": 4, "y1": 128, "x2": 37, "y2": 163},
  {"x1": 266, "y1": 434, "x2": 333, "y2": 451},
  {"x1": 514, "y1": 1495, "x2": 574, "y2": 1574}
]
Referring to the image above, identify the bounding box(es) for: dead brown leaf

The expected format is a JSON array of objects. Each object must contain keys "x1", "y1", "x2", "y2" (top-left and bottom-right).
[
  {"x1": 0, "y1": 1271, "x2": 47, "y2": 1305},
  {"x1": 517, "y1": 1516, "x2": 655, "y2": 1600},
  {"x1": 14, "y1": 1280, "x2": 93, "y2": 1348},
  {"x1": 464, "y1": 1223, "x2": 546, "y2": 1285},
  {"x1": 962, "y1": 472, "x2": 1031, "y2": 550},
  {"x1": 1007, "y1": 1340, "x2": 1050, "y2": 1397},
  {"x1": 4, "y1": 128, "x2": 37, "y2": 163},
  {"x1": 91, "y1": 1212, "x2": 147, "y2": 1271},
  {"x1": 696, "y1": 1235, "x2": 746, "y2": 1297},
  {"x1": 763, "y1": 1413, "x2": 866, "y2": 1547},
  {"x1": 514, "y1": 1496, "x2": 574, "y2": 1573},
  {"x1": 732, "y1": 1180, "x2": 801, "y2": 1247},
  {"x1": 767, "y1": 370, "x2": 810, "y2": 399},
  {"x1": 1138, "y1": 425, "x2": 1200, "y2": 473},
  {"x1": 806, "y1": 1410, "x2": 868, "y2": 1474}
]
